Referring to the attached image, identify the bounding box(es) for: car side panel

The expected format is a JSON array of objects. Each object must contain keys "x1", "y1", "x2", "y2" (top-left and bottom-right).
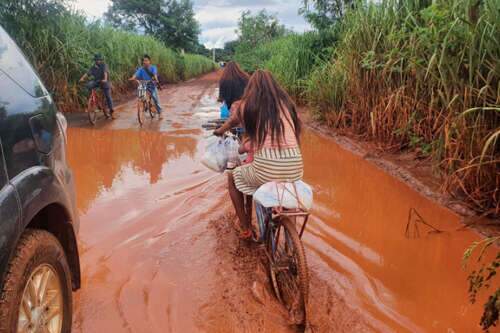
[
  {"x1": 0, "y1": 26, "x2": 80, "y2": 291},
  {"x1": 10, "y1": 166, "x2": 75, "y2": 229}
]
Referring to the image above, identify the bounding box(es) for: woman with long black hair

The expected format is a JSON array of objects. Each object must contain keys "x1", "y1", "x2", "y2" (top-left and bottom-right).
[
  {"x1": 218, "y1": 61, "x2": 249, "y2": 110},
  {"x1": 215, "y1": 70, "x2": 303, "y2": 239}
]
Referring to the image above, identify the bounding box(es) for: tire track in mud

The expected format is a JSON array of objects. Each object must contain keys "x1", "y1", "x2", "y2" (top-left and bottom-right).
[
  {"x1": 200, "y1": 210, "x2": 374, "y2": 333},
  {"x1": 115, "y1": 276, "x2": 134, "y2": 333}
]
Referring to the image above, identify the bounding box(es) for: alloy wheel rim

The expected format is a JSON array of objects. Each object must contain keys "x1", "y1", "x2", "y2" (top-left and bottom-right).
[{"x1": 18, "y1": 264, "x2": 63, "y2": 333}]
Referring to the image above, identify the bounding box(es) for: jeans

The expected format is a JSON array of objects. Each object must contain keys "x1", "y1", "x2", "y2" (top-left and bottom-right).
[
  {"x1": 147, "y1": 85, "x2": 162, "y2": 114},
  {"x1": 86, "y1": 80, "x2": 114, "y2": 113}
]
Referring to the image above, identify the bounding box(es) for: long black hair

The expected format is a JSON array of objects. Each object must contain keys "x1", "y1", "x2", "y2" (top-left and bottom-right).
[
  {"x1": 242, "y1": 70, "x2": 301, "y2": 149},
  {"x1": 219, "y1": 61, "x2": 249, "y2": 109}
]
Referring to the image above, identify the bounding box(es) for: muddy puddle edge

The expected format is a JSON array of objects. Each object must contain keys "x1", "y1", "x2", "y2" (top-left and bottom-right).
[{"x1": 300, "y1": 109, "x2": 499, "y2": 238}]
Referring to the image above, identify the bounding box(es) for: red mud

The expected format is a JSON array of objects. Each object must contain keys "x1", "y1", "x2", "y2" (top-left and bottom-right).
[{"x1": 67, "y1": 71, "x2": 492, "y2": 332}]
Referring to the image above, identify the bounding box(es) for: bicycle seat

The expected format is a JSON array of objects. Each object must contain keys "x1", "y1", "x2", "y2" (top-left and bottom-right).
[{"x1": 253, "y1": 181, "x2": 313, "y2": 211}]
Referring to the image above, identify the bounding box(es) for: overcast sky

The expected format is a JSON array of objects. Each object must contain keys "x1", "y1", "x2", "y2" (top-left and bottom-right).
[{"x1": 72, "y1": 0, "x2": 310, "y2": 48}]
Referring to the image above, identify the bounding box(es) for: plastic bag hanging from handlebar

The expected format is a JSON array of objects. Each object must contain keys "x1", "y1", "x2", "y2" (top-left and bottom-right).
[{"x1": 201, "y1": 136, "x2": 228, "y2": 172}]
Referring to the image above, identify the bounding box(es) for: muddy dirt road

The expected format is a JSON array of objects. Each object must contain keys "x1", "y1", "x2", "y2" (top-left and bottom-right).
[{"x1": 67, "y1": 72, "x2": 487, "y2": 332}]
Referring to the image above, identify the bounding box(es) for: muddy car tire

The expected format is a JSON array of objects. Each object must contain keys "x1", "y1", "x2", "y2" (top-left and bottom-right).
[{"x1": 0, "y1": 229, "x2": 73, "y2": 333}]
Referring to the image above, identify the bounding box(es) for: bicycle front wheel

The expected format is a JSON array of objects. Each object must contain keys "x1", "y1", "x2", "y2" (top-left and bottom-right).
[
  {"x1": 137, "y1": 100, "x2": 146, "y2": 126},
  {"x1": 266, "y1": 216, "x2": 309, "y2": 325},
  {"x1": 87, "y1": 100, "x2": 98, "y2": 125}
]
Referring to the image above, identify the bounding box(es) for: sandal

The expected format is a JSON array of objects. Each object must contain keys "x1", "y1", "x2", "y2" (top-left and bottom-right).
[{"x1": 239, "y1": 229, "x2": 252, "y2": 240}]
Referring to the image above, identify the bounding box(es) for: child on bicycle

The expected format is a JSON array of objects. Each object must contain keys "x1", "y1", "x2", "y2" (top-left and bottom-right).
[
  {"x1": 129, "y1": 54, "x2": 163, "y2": 119},
  {"x1": 79, "y1": 53, "x2": 115, "y2": 118}
]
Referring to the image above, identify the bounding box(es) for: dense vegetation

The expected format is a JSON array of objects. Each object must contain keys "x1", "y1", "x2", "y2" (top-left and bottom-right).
[
  {"x1": 0, "y1": 0, "x2": 215, "y2": 112},
  {"x1": 232, "y1": 0, "x2": 499, "y2": 219},
  {"x1": 463, "y1": 237, "x2": 499, "y2": 331}
]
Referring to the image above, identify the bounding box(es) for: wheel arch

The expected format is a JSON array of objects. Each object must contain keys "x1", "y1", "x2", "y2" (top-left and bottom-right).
[{"x1": 25, "y1": 203, "x2": 81, "y2": 290}]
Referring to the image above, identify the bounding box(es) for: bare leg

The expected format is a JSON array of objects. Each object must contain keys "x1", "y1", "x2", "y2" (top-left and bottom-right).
[
  {"x1": 245, "y1": 195, "x2": 253, "y2": 225},
  {"x1": 227, "y1": 173, "x2": 250, "y2": 232}
]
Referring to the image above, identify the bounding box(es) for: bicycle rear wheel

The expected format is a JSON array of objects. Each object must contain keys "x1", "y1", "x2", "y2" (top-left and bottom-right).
[
  {"x1": 102, "y1": 103, "x2": 111, "y2": 119},
  {"x1": 137, "y1": 100, "x2": 146, "y2": 126},
  {"x1": 266, "y1": 216, "x2": 309, "y2": 325}
]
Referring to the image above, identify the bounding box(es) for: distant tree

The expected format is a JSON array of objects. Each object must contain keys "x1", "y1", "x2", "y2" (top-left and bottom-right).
[
  {"x1": 300, "y1": 0, "x2": 355, "y2": 30},
  {"x1": 211, "y1": 40, "x2": 240, "y2": 62},
  {"x1": 193, "y1": 43, "x2": 210, "y2": 57},
  {"x1": 223, "y1": 40, "x2": 239, "y2": 55},
  {"x1": 105, "y1": 0, "x2": 201, "y2": 52},
  {"x1": 159, "y1": 0, "x2": 200, "y2": 52},
  {"x1": 236, "y1": 10, "x2": 288, "y2": 51}
]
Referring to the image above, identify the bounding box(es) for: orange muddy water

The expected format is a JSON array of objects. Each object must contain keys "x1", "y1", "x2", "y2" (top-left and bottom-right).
[{"x1": 67, "y1": 72, "x2": 489, "y2": 332}]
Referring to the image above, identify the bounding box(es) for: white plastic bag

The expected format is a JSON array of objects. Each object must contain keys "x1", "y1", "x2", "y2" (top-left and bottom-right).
[
  {"x1": 224, "y1": 136, "x2": 240, "y2": 169},
  {"x1": 201, "y1": 136, "x2": 228, "y2": 172},
  {"x1": 253, "y1": 181, "x2": 313, "y2": 211}
]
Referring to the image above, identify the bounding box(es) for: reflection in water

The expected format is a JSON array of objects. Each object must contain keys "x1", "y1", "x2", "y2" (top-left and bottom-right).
[
  {"x1": 301, "y1": 130, "x2": 486, "y2": 332},
  {"x1": 67, "y1": 128, "x2": 198, "y2": 214},
  {"x1": 68, "y1": 125, "x2": 227, "y2": 333}
]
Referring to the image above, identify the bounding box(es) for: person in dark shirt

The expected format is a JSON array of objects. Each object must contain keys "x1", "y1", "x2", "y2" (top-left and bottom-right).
[{"x1": 79, "y1": 53, "x2": 115, "y2": 118}]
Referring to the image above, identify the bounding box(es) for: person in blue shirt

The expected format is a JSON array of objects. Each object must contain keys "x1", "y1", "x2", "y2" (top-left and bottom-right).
[{"x1": 129, "y1": 54, "x2": 163, "y2": 119}]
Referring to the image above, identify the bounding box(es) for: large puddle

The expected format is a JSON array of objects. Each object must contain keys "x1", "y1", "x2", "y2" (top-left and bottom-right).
[
  {"x1": 301, "y1": 132, "x2": 487, "y2": 332},
  {"x1": 67, "y1": 73, "x2": 488, "y2": 332}
]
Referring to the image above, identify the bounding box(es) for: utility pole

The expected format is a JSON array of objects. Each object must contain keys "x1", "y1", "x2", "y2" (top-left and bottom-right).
[{"x1": 212, "y1": 48, "x2": 216, "y2": 63}]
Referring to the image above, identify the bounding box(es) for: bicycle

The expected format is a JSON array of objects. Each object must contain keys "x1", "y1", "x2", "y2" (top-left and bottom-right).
[
  {"x1": 203, "y1": 123, "x2": 311, "y2": 326},
  {"x1": 202, "y1": 119, "x2": 244, "y2": 140},
  {"x1": 253, "y1": 185, "x2": 311, "y2": 325},
  {"x1": 85, "y1": 86, "x2": 111, "y2": 125},
  {"x1": 136, "y1": 81, "x2": 158, "y2": 126}
]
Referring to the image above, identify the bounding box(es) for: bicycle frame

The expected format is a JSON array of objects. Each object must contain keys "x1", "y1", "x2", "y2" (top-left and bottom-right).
[
  {"x1": 137, "y1": 81, "x2": 157, "y2": 112},
  {"x1": 88, "y1": 88, "x2": 104, "y2": 109},
  {"x1": 137, "y1": 82, "x2": 151, "y2": 101},
  {"x1": 254, "y1": 201, "x2": 310, "y2": 244}
]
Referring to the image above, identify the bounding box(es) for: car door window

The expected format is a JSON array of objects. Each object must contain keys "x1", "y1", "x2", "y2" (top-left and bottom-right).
[
  {"x1": 0, "y1": 72, "x2": 40, "y2": 178},
  {"x1": 29, "y1": 113, "x2": 56, "y2": 154},
  {"x1": 0, "y1": 26, "x2": 47, "y2": 98}
]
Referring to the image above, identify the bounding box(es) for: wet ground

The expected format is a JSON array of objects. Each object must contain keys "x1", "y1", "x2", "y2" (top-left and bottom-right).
[{"x1": 67, "y1": 71, "x2": 490, "y2": 332}]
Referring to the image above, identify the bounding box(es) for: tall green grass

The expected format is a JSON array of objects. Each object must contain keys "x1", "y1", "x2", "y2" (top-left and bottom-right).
[
  {"x1": 0, "y1": 1, "x2": 215, "y2": 111},
  {"x1": 233, "y1": 0, "x2": 499, "y2": 215},
  {"x1": 234, "y1": 32, "x2": 329, "y2": 96},
  {"x1": 183, "y1": 54, "x2": 219, "y2": 79},
  {"x1": 308, "y1": 0, "x2": 500, "y2": 214}
]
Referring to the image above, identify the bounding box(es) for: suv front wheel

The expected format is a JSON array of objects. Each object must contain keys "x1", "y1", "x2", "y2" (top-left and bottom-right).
[{"x1": 0, "y1": 229, "x2": 73, "y2": 333}]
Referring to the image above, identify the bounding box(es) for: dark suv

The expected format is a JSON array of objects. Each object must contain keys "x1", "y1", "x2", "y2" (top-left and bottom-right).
[{"x1": 0, "y1": 26, "x2": 80, "y2": 332}]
